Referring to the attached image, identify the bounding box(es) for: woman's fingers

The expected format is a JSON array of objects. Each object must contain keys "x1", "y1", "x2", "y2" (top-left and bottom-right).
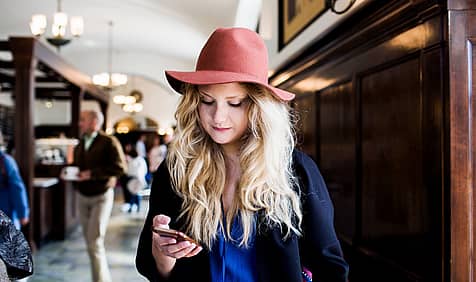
[
  {"x1": 185, "y1": 245, "x2": 203, "y2": 258},
  {"x1": 153, "y1": 214, "x2": 171, "y2": 228},
  {"x1": 151, "y1": 214, "x2": 202, "y2": 259},
  {"x1": 160, "y1": 241, "x2": 201, "y2": 258}
]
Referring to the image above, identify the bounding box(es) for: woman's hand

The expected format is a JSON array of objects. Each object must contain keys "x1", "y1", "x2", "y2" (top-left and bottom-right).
[{"x1": 151, "y1": 214, "x2": 202, "y2": 277}]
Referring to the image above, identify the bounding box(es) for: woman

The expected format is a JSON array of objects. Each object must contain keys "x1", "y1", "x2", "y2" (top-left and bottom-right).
[
  {"x1": 125, "y1": 147, "x2": 148, "y2": 212},
  {"x1": 148, "y1": 135, "x2": 168, "y2": 173},
  {"x1": 136, "y1": 27, "x2": 349, "y2": 282}
]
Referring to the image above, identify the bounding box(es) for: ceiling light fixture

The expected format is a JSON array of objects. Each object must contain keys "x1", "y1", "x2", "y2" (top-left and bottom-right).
[
  {"x1": 29, "y1": 0, "x2": 84, "y2": 50},
  {"x1": 112, "y1": 77, "x2": 143, "y2": 113},
  {"x1": 92, "y1": 21, "x2": 127, "y2": 90},
  {"x1": 117, "y1": 89, "x2": 143, "y2": 113}
]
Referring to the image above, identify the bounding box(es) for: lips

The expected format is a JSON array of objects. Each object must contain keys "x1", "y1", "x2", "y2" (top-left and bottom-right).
[{"x1": 213, "y1": 126, "x2": 230, "y2": 131}]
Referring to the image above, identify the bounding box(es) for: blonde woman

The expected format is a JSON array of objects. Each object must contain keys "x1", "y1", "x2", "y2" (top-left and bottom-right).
[{"x1": 136, "y1": 27, "x2": 348, "y2": 282}]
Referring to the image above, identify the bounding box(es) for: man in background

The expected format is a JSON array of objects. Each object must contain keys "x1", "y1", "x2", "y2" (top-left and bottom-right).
[{"x1": 73, "y1": 110, "x2": 126, "y2": 282}]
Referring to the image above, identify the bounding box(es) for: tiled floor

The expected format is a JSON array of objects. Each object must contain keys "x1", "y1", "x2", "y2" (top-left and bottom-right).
[{"x1": 29, "y1": 198, "x2": 149, "y2": 282}]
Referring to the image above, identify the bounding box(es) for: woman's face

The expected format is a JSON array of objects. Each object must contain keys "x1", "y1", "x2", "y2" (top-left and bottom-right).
[{"x1": 198, "y1": 83, "x2": 250, "y2": 151}]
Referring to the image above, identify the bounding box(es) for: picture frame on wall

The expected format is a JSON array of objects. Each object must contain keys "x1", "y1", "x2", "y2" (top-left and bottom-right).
[{"x1": 279, "y1": 0, "x2": 328, "y2": 50}]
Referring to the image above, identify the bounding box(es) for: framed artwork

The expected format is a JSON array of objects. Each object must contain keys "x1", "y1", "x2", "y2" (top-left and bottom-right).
[{"x1": 279, "y1": 0, "x2": 328, "y2": 49}]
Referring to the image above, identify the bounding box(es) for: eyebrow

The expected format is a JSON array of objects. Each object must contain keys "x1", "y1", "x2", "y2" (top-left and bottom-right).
[{"x1": 199, "y1": 91, "x2": 247, "y2": 100}]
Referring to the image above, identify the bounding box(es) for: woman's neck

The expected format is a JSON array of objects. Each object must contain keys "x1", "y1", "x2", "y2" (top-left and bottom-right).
[{"x1": 222, "y1": 151, "x2": 241, "y2": 213}]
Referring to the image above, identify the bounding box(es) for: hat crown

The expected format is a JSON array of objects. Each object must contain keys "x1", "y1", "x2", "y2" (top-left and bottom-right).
[{"x1": 196, "y1": 27, "x2": 268, "y2": 83}]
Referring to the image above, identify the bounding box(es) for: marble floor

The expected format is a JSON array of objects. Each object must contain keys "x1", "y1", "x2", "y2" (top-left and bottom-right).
[{"x1": 29, "y1": 195, "x2": 149, "y2": 282}]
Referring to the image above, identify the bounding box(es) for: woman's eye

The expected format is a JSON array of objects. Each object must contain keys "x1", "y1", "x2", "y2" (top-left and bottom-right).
[
  {"x1": 229, "y1": 102, "x2": 242, "y2": 107},
  {"x1": 200, "y1": 100, "x2": 214, "y2": 105}
]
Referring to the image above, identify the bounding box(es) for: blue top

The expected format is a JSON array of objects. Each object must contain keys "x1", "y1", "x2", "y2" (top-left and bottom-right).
[
  {"x1": 0, "y1": 152, "x2": 29, "y2": 230},
  {"x1": 210, "y1": 213, "x2": 258, "y2": 282}
]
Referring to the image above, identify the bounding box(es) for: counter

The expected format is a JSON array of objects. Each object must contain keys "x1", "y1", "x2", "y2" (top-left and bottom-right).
[
  {"x1": 34, "y1": 165, "x2": 79, "y2": 247},
  {"x1": 34, "y1": 177, "x2": 59, "y2": 188}
]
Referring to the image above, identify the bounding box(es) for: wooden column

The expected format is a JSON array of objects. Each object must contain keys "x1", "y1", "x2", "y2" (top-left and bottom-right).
[
  {"x1": 448, "y1": 1, "x2": 476, "y2": 281},
  {"x1": 9, "y1": 37, "x2": 36, "y2": 249},
  {"x1": 71, "y1": 87, "x2": 84, "y2": 138}
]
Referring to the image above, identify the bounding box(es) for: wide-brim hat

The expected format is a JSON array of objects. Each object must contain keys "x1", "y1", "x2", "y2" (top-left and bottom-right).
[{"x1": 165, "y1": 27, "x2": 295, "y2": 101}]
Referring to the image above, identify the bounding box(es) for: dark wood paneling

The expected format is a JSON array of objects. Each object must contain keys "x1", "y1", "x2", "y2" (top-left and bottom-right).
[
  {"x1": 35, "y1": 165, "x2": 79, "y2": 241},
  {"x1": 360, "y1": 57, "x2": 434, "y2": 279},
  {"x1": 272, "y1": 1, "x2": 443, "y2": 91},
  {"x1": 34, "y1": 186, "x2": 54, "y2": 247},
  {"x1": 448, "y1": 0, "x2": 476, "y2": 9},
  {"x1": 473, "y1": 36, "x2": 476, "y2": 282},
  {"x1": 422, "y1": 46, "x2": 446, "y2": 281},
  {"x1": 0, "y1": 41, "x2": 9, "y2": 51},
  {"x1": 318, "y1": 81, "x2": 356, "y2": 241},
  {"x1": 294, "y1": 94, "x2": 317, "y2": 160},
  {"x1": 271, "y1": 1, "x2": 449, "y2": 281}
]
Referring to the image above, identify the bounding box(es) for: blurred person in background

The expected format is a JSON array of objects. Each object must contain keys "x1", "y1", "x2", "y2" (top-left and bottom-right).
[
  {"x1": 0, "y1": 147, "x2": 29, "y2": 231},
  {"x1": 148, "y1": 135, "x2": 167, "y2": 174},
  {"x1": 72, "y1": 110, "x2": 126, "y2": 282},
  {"x1": 136, "y1": 134, "x2": 147, "y2": 159}
]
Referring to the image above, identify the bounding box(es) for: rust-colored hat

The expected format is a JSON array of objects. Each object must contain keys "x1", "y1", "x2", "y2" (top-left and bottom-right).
[{"x1": 165, "y1": 27, "x2": 295, "y2": 101}]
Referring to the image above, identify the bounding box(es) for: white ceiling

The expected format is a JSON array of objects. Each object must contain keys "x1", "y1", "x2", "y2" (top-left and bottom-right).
[{"x1": 0, "y1": 0, "x2": 262, "y2": 130}]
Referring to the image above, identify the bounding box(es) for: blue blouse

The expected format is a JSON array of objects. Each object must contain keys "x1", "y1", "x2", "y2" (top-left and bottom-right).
[{"x1": 209, "y1": 213, "x2": 258, "y2": 282}]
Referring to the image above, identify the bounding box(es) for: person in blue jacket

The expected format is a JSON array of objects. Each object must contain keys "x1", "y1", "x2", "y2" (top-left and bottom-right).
[
  {"x1": 136, "y1": 27, "x2": 348, "y2": 282},
  {"x1": 0, "y1": 150, "x2": 29, "y2": 230}
]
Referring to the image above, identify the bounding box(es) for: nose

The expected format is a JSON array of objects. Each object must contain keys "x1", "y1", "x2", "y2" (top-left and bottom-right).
[{"x1": 213, "y1": 103, "x2": 228, "y2": 124}]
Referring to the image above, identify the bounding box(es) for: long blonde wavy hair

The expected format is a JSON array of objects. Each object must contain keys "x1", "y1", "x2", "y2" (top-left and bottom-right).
[{"x1": 167, "y1": 83, "x2": 302, "y2": 249}]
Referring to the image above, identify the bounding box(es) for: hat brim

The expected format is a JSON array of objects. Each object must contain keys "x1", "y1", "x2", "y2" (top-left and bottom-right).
[{"x1": 165, "y1": 70, "x2": 295, "y2": 101}]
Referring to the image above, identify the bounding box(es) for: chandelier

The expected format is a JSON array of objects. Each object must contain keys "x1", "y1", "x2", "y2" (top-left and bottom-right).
[
  {"x1": 92, "y1": 21, "x2": 127, "y2": 90},
  {"x1": 29, "y1": 0, "x2": 84, "y2": 50},
  {"x1": 113, "y1": 89, "x2": 144, "y2": 113}
]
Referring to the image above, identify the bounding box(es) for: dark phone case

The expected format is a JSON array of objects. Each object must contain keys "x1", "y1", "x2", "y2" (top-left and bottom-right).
[{"x1": 151, "y1": 226, "x2": 198, "y2": 245}]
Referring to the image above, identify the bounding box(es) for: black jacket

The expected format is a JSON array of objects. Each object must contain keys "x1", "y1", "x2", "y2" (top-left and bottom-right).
[{"x1": 135, "y1": 150, "x2": 349, "y2": 281}]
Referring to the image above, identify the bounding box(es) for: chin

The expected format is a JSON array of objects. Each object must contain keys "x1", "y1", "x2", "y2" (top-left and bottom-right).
[{"x1": 211, "y1": 138, "x2": 230, "y2": 145}]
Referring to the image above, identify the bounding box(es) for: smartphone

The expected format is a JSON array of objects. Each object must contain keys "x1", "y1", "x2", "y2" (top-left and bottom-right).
[{"x1": 151, "y1": 226, "x2": 198, "y2": 245}]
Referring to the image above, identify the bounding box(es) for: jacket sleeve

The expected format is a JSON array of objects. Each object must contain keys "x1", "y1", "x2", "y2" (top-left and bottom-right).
[
  {"x1": 5, "y1": 154, "x2": 29, "y2": 220},
  {"x1": 135, "y1": 167, "x2": 163, "y2": 281},
  {"x1": 293, "y1": 150, "x2": 349, "y2": 282},
  {"x1": 135, "y1": 162, "x2": 182, "y2": 281},
  {"x1": 135, "y1": 162, "x2": 210, "y2": 281}
]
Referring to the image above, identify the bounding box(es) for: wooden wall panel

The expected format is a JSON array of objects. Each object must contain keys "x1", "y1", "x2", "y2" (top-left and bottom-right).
[
  {"x1": 318, "y1": 82, "x2": 356, "y2": 242},
  {"x1": 360, "y1": 57, "x2": 430, "y2": 278},
  {"x1": 421, "y1": 47, "x2": 446, "y2": 281},
  {"x1": 473, "y1": 36, "x2": 476, "y2": 282},
  {"x1": 448, "y1": 7, "x2": 476, "y2": 281},
  {"x1": 294, "y1": 94, "x2": 318, "y2": 161},
  {"x1": 272, "y1": 1, "x2": 448, "y2": 281}
]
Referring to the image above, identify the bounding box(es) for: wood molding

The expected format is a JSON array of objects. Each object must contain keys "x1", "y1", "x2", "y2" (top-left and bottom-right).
[
  {"x1": 448, "y1": 8, "x2": 476, "y2": 282},
  {"x1": 9, "y1": 38, "x2": 36, "y2": 250},
  {"x1": 270, "y1": 1, "x2": 442, "y2": 89},
  {"x1": 8, "y1": 37, "x2": 108, "y2": 104}
]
